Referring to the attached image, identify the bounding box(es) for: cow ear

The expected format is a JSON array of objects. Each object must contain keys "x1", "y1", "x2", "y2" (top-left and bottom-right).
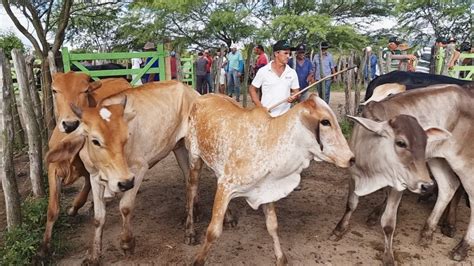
[
  {"x1": 89, "y1": 80, "x2": 102, "y2": 92},
  {"x1": 46, "y1": 131, "x2": 85, "y2": 164},
  {"x1": 123, "y1": 100, "x2": 136, "y2": 122},
  {"x1": 424, "y1": 126, "x2": 451, "y2": 142},
  {"x1": 347, "y1": 115, "x2": 387, "y2": 137}
]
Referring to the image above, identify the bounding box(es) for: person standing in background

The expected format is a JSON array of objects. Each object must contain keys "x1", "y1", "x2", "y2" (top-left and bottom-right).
[
  {"x1": 313, "y1": 41, "x2": 336, "y2": 103},
  {"x1": 170, "y1": 51, "x2": 177, "y2": 80},
  {"x1": 288, "y1": 44, "x2": 314, "y2": 102},
  {"x1": 226, "y1": 43, "x2": 244, "y2": 102},
  {"x1": 195, "y1": 51, "x2": 209, "y2": 94},
  {"x1": 204, "y1": 50, "x2": 214, "y2": 92},
  {"x1": 142, "y1": 42, "x2": 160, "y2": 83}
]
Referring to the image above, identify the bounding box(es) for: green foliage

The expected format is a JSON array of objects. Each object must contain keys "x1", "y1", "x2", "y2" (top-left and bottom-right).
[
  {"x1": 0, "y1": 31, "x2": 25, "y2": 59},
  {"x1": 339, "y1": 118, "x2": 354, "y2": 140},
  {"x1": 0, "y1": 197, "x2": 69, "y2": 265}
]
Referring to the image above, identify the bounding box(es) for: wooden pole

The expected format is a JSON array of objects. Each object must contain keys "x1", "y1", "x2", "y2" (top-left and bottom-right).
[
  {"x1": 242, "y1": 45, "x2": 253, "y2": 107},
  {"x1": 347, "y1": 55, "x2": 354, "y2": 116},
  {"x1": 26, "y1": 56, "x2": 46, "y2": 146},
  {"x1": 377, "y1": 48, "x2": 384, "y2": 76},
  {"x1": 355, "y1": 51, "x2": 366, "y2": 115},
  {"x1": 176, "y1": 45, "x2": 182, "y2": 82},
  {"x1": 342, "y1": 56, "x2": 351, "y2": 116},
  {"x1": 11, "y1": 49, "x2": 45, "y2": 198},
  {"x1": 268, "y1": 66, "x2": 355, "y2": 112},
  {"x1": 0, "y1": 50, "x2": 22, "y2": 229},
  {"x1": 4, "y1": 56, "x2": 25, "y2": 149}
]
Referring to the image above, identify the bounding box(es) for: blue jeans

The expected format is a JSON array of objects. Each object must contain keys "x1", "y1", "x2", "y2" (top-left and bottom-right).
[
  {"x1": 317, "y1": 80, "x2": 331, "y2": 103},
  {"x1": 205, "y1": 72, "x2": 214, "y2": 93},
  {"x1": 227, "y1": 69, "x2": 240, "y2": 101}
]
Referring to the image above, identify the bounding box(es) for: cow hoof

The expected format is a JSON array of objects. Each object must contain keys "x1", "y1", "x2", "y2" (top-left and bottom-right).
[
  {"x1": 120, "y1": 236, "x2": 136, "y2": 254},
  {"x1": 441, "y1": 224, "x2": 456, "y2": 238},
  {"x1": 224, "y1": 219, "x2": 238, "y2": 228},
  {"x1": 193, "y1": 258, "x2": 205, "y2": 266},
  {"x1": 382, "y1": 253, "x2": 395, "y2": 266},
  {"x1": 419, "y1": 231, "x2": 433, "y2": 247},
  {"x1": 329, "y1": 227, "x2": 347, "y2": 242},
  {"x1": 67, "y1": 206, "x2": 78, "y2": 216},
  {"x1": 81, "y1": 257, "x2": 100, "y2": 266},
  {"x1": 36, "y1": 242, "x2": 51, "y2": 259},
  {"x1": 276, "y1": 253, "x2": 288, "y2": 266},
  {"x1": 185, "y1": 234, "x2": 197, "y2": 245},
  {"x1": 450, "y1": 240, "x2": 469, "y2": 261}
]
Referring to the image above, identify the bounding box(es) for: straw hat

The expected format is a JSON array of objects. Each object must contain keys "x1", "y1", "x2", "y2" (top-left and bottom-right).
[
  {"x1": 143, "y1": 42, "x2": 155, "y2": 50},
  {"x1": 398, "y1": 43, "x2": 411, "y2": 51}
]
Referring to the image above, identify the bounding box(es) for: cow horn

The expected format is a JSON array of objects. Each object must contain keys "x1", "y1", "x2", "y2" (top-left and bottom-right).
[{"x1": 70, "y1": 103, "x2": 83, "y2": 119}]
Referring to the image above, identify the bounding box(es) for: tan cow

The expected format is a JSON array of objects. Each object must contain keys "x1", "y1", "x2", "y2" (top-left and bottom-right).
[
  {"x1": 38, "y1": 72, "x2": 131, "y2": 258},
  {"x1": 331, "y1": 85, "x2": 474, "y2": 264},
  {"x1": 185, "y1": 94, "x2": 354, "y2": 265},
  {"x1": 361, "y1": 83, "x2": 406, "y2": 105},
  {"x1": 46, "y1": 81, "x2": 199, "y2": 264}
]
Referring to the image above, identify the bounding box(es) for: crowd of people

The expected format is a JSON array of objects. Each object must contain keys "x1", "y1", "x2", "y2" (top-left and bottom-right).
[{"x1": 138, "y1": 36, "x2": 471, "y2": 118}]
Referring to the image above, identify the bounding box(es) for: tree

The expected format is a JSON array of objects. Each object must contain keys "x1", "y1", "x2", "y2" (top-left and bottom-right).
[
  {"x1": 0, "y1": 31, "x2": 25, "y2": 59},
  {"x1": 395, "y1": 1, "x2": 471, "y2": 45},
  {"x1": 2, "y1": 0, "x2": 74, "y2": 139}
]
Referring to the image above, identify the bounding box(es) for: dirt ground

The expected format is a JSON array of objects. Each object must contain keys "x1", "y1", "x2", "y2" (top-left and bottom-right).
[{"x1": 2, "y1": 92, "x2": 472, "y2": 265}]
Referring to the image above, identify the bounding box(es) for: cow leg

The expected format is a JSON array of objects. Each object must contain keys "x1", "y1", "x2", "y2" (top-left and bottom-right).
[
  {"x1": 67, "y1": 175, "x2": 91, "y2": 216},
  {"x1": 119, "y1": 164, "x2": 148, "y2": 254},
  {"x1": 381, "y1": 189, "x2": 403, "y2": 266},
  {"x1": 224, "y1": 207, "x2": 237, "y2": 228},
  {"x1": 330, "y1": 178, "x2": 359, "y2": 241},
  {"x1": 185, "y1": 157, "x2": 203, "y2": 245},
  {"x1": 366, "y1": 188, "x2": 389, "y2": 226},
  {"x1": 420, "y1": 159, "x2": 459, "y2": 246},
  {"x1": 38, "y1": 167, "x2": 61, "y2": 258},
  {"x1": 440, "y1": 186, "x2": 464, "y2": 238},
  {"x1": 450, "y1": 176, "x2": 474, "y2": 261},
  {"x1": 263, "y1": 202, "x2": 288, "y2": 266},
  {"x1": 84, "y1": 174, "x2": 106, "y2": 265},
  {"x1": 193, "y1": 183, "x2": 231, "y2": 266}
]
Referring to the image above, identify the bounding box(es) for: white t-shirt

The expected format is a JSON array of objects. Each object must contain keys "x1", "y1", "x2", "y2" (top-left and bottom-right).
[{"x1": 251, "y1": 61, "x2": 299, "y2": 117}]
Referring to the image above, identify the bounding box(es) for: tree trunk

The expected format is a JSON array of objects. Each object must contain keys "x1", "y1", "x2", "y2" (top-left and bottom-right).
[
  {"x1": 355, "y1": 52, "x2": 366, "y2": 115},
  {"x1": 0, "y1": 50, "x2": 22, "y2": 229},
  {"x1": 11, "y1": 49, "x2": 45, "y2": 198},
  {"x1": 176, "y1": 46, "x2": 182, "y2": 82},
  {"x1": 42, "y1": 58, "x2": 55, "y2": 139},
  {"x1": 377, "y1": 49, "x2": 384, "y2": 76},
  {"x1": 242, "y1": 45, "x2": 253, "y2": 108},
  {"x1": 3, "y1": 56, "x2": 25, "y2": 149},
  {"x1": 26, "y1": 56, "x2": 47, "y2": 156},
  {"x1": 342, "y1": 56, "x2": 351, "y2": 116}
]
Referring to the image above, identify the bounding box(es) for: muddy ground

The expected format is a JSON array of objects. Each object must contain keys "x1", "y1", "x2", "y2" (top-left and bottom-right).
[{"x1": 2, "y1": 92, "x2": 472, "y2": 265}]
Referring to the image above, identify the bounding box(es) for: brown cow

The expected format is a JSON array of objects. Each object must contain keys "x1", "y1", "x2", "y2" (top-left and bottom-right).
[
  {"x1": 185, "y1": 94, "x2": 354, "y2": 265},
  {"x1": 46, "y1": 81, "x2": 199, "y2": 264},
  {"x1": 38, "y1": 72, "x2": 131, "y2": 258}
]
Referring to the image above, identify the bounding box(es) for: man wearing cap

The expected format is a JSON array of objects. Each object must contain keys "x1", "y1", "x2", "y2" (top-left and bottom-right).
[
  {"x1": 387, "y1": 36, "x2": 417, "y2": 72},
  {"x1": 249, "y1": 40, "x2": 300, "y2": 117},
  {"x1": 226, "y1": 44, "x2": 244, "y2": 102},
  {"x1": 312, "y1": 41, "x2": 336, "y2": 104},
  {"x1": 430, "y1": 36, "x2": 447, "y2": 74},
  {"x1": 288, "y1": 43, "x2": 315, "y2": 102},
  {"x1": 142, "y1": 42, "x2": 160, "y2": 83}
]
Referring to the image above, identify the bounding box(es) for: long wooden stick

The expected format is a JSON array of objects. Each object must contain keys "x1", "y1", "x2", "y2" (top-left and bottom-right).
[{"x1": 268, "y1": 65, "x2": 357, "y2": 112}]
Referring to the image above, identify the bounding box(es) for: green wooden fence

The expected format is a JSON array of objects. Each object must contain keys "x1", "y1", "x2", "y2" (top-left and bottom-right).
[
  {"x1": 180, "y1": 55, "x2": 195, "y2": 88},
  {"x1": 62, "y1": 44, "x2": 166, "y2": 86},
  {"x1": 435, "y1": 48, "x2": 474, "y2": 80}
]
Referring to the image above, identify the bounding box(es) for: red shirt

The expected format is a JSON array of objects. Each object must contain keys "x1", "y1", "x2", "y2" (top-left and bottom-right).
[
  {"x1": 255, "y1": 53, "x2": 268, "y2": 71},
  {"x1": 170, "y1": 57, "x2": 177, "y2": 78},
  {"x1": 205, "y1": 55, "x2": 213, "y2": 73}
]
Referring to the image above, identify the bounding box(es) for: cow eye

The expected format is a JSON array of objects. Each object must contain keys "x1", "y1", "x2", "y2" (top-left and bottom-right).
[
  {"x1": 92, "y1": 139, "x2": 101, "y2": 147},
  {"x1": 52, "y1": 89, "x2": 57, "y2": 94},
  {"x1": 395, "y1": 140, "x2": 407, "y2": 148},
  {"x1": 320, "y1": 119, "x2": 331, "y2": 126}
]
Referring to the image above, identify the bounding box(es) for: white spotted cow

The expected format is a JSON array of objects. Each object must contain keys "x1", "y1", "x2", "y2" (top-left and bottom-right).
[{"x1": 185, "y1": 94, "x2": 354, "y2": 265}]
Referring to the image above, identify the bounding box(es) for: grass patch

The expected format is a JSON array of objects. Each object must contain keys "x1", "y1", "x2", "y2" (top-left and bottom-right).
[{"x1": 0, "y1": 196, "x2": 71, "y2": 265}]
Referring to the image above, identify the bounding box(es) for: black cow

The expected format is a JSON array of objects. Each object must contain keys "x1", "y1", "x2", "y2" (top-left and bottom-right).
[
  {"x1": 71, "y1": 63, "x2": 129, "y2": 80},
  {"x1": 364, "y1": 71, "x2": 471, "y2": 101}
]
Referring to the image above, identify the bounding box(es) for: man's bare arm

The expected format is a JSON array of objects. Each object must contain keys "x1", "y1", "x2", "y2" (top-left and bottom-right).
[{"x1": 249, "y1": 84, "x2": 263, "y2": 107}]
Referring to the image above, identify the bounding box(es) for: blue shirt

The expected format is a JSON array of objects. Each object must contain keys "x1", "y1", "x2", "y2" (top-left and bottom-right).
[
  {"x1": 227, "y1": 51, "x2": 244, "y2": 72},
  {"x1": 288, "y1": 58, "x2": 314, "y2": 89},
  {"x1": 143, "y1": 57, "x2": 159, "y2": 82},
  {"x1": 312, "y1": 52, "x2": 335, "y2": 80}
]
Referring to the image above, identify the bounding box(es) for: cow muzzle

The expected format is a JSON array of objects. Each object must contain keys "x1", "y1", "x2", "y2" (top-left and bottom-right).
[
  {"x1": 61, "y1": 120, "x2": 80, "y2": 133},
  {"x1": 118, "y1": 177, "x2": 135, "y2": 192}
]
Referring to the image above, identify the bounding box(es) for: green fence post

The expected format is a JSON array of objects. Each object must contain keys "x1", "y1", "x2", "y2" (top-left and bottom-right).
[
  {"x1": 62, "y1": 47, "x2": 71, "y2": 72},
  {"x1": 157, "y1": 44, "x2": 166, "y2": 81}
]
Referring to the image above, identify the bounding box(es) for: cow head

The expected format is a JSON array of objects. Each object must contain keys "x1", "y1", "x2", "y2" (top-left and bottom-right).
[
  {"x1": 52, "y1": 72, "x2": 102, "y2": 133},
  {"x1": 361, "y1": 83, "x2": 406, "y2": 105},
  {"x1": 302, "y1": 94, "x2": 354, "y2": 168},
  {"x1": 47, "y1": 96, "x2": 136, "y2": 193},
  {"x1": 348, "y1": 114, "x2": 451, "y2": 195}
]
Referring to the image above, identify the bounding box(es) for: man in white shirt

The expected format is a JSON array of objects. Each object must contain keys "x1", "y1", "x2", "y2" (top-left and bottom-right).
[{"x1": 249, "y1": 40, "x2": 300, "y2": 117}]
